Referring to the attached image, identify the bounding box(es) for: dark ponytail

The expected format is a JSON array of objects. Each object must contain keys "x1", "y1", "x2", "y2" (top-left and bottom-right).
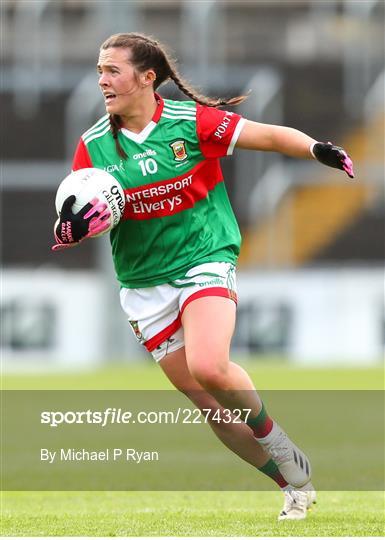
[
  {"x1": 168, "y1": 70, "x2": 248, "y2": 108},
  {"x1": 101, "y1": 32, "x2": 249, "y2": 159}
]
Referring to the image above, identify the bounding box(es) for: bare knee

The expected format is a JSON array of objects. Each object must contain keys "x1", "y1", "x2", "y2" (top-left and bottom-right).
[{"x1": 188, "y1": 359, "x2": 229, "y2": 391}]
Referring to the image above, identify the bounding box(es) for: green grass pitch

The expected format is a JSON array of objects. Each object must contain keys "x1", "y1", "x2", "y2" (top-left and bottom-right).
[{"x1": 2, "y1": 358, "x2": 384, "y2": 537}]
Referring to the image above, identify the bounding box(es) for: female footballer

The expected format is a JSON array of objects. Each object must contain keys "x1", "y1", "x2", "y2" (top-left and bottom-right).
[{"x1": 52, "y1": 33, "x2": 354, "y2": 521}]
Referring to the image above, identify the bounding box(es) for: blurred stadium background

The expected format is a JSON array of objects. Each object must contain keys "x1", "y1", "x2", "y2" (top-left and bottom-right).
[{"x1": 1, "y1": 0, "x2": 384, "y2": 372}]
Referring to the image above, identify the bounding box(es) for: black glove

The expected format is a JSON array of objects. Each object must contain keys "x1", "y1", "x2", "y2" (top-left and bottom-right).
[
  {"x1": 311, "y1": 142, "x2": 354, "y2": 178},
  {"x1": 52, "y1": 195, "x2": 111, "y2": 251}
]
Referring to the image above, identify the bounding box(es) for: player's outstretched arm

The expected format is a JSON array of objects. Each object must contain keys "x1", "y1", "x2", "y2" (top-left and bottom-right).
[
  {"x1": 235, "y1": 120, "x2": 354, "y2": 178},
  {"x1": 52, "y1": 195, "x2": 111, "y2": 251}
]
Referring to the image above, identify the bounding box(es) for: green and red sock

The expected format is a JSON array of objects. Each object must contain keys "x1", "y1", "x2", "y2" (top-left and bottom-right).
[
  {"x1": 248, "y1": 403, "x2": 289, "y2": 487},
  {"x1": 258, "y1": 458, "x2": 288, "y2": 488},
  {"x1": 246, "y1": 402, "x2": 274, "y2": 438}
]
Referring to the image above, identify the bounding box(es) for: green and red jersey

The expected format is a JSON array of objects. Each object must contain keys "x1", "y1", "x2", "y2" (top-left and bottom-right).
[{"x1": 72, "y1": 94, "x2": 245, "y2": 288}]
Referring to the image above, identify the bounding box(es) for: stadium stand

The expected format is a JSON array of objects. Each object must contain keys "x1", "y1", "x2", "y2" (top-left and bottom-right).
[{"x1": 239, "y1": 113, "x2": 384, "y2": 267}]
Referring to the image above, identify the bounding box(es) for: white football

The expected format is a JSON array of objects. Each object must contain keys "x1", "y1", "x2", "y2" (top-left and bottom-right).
[{"x1": 55, "y1": 168, "x2": 125, "y2": 233}]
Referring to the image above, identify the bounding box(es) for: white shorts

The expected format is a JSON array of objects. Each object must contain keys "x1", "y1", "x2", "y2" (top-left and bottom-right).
[{"x1": 119, "y1": 262, "x2": 237, "y2": 362}]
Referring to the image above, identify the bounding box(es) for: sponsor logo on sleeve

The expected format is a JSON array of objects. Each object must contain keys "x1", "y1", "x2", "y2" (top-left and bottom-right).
[{"x1": 214, "y1": 112, "x2": 234, "y2": 140}]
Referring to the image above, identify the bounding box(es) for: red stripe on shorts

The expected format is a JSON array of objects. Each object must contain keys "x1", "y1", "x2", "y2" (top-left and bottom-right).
[
  {"x1": 144, "y1": 314, "x2": 182, "y2": 353},
  {"x1": 180, "y1": 287, "x2": 237, "y2": 315}
]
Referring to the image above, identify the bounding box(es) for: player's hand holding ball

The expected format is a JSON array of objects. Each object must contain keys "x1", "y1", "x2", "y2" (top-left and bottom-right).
[
  {"x1": 52, "y1": 195, "x2": 111, "y2": 251},
  {"x1": 52, "y1": 168, "x2": 125, "y2": 252}
]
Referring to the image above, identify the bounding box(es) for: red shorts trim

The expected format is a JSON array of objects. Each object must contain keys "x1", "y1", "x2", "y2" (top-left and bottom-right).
[
  {"x1": 144, "y1": 288, "x2": 237, "y2": 353},
  {"x1": 144, "y1": 314, "x2": 182, "y2": 352},
  {"x1": 180, "y1": 287, "x2": 238, "y2": 315}
]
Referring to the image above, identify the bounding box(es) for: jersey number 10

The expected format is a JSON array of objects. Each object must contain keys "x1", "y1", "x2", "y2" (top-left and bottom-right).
[{"x1": 138, "y1": 158, "x2": 158, "y2": 176}]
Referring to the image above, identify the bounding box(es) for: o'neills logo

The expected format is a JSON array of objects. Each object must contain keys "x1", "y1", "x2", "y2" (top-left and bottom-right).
[
  {"x1": 123, "y1": 162, "x2": 222, "y2": 221},
  {"x1": 170, "y1": 140, "x2": 188, "y2": 162}
]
